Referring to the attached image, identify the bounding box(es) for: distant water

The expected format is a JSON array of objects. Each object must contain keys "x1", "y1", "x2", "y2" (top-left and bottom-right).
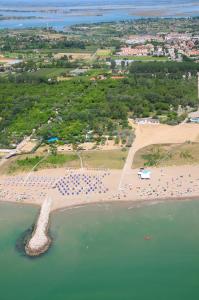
[
  {"x1": 0, "y1": 0, "x2": 198, "y2": 30},
  {"x1": 0, "y1": 200, "x2": 199, "y2": 299}
]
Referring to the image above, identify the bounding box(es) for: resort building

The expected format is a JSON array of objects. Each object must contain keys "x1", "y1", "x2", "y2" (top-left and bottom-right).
[
  {"x1": 188, "y1": 111, "x2": 199, "y2": 123},
  {"x1": 190, "y1": 118, "x2": 199, "y2": 123},
  {"x1": 138, "y1": 169, "x2": 151, "y2": 180},
  {"x1": 135, "y1": 118, "x2": 160, "y2": 125}
]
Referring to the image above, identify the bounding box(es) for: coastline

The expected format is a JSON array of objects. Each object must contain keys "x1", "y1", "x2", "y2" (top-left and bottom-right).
[
  {"x1": 1, "y1": 190, "x2": 199, "y2": 213},
  {"x1": 52, "y1": 195, "x2": 199, "y2": 213},
  {"x1": 1, "y1": 169, "x2": 199, "y2": 257},
  {"x1": 1, "y1": 124, "x2": 199, "y2": 214},
  {"x1": 1, "y1": 123, "x2": 199, "y2": 256}
]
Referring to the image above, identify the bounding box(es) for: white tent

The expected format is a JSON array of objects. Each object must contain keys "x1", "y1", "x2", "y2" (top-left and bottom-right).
[{"x1": 138, "y1": 169, "x2": 151, "y2": 179}]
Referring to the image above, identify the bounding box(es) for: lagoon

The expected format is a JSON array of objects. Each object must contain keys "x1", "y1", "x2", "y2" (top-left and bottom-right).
[{"x1": 0, "y1": 0, "x2": 198, "y2": 30}]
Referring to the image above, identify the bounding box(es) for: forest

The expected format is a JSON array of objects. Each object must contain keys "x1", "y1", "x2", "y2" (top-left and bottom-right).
[{"x1": 0, "y1": 64, "x2": 198, "y2": 148}]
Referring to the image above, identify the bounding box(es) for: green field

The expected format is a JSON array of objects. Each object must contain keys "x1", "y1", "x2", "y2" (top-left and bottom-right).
[
  {"x1": 1, "y1": 153, "x2": 79, "y2": 174},
  {"x1": 81, "y1": 149, "x2": 128, "y2": 169},
  {"x1": 86, "y1": 69, "x2": 110, "y2": 76},
  {"x1": 113, "y1": 55, "x2": 169, "y2": 61},
  {"x1": 133, "y1": 142, "x2": 199, "y2": 168},
  {"x1": 1, "y1": 149, "x2": 128, "y2": 174},
  {"x1": 96, "y1": 49, "x2": 112, "y2": 57},
  {"x1": 35, "y1": 47, "x2": 96, "y2": 54},
  {"x1": 26, "y1": 68, "x2": 73, "y2": 78}
]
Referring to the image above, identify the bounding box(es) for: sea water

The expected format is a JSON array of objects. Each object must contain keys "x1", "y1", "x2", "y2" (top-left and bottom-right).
[{"x1": 0, "y1": 200, "x2": 199, "y2": 300}]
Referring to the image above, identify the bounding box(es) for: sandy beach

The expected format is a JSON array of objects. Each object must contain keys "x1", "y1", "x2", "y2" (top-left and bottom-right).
[
  {"x1": 1, "y1": 165, "x2": 199, "y2": 211},
  {"x1": 0, "y1": 123, "x2": 199, "y2": 212}
]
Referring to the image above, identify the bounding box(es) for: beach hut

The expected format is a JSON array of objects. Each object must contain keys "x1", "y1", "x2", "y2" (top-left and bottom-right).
[{"x1": 138, "y1": 169, "x2": 151, "y2": 179}]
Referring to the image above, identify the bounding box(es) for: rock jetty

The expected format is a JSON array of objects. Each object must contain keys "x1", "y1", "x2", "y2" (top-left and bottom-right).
[{"x1": 25, "y1": 197, "x2": 52, "y2": 256}]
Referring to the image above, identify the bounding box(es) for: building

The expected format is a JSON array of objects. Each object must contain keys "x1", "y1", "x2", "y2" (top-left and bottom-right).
[
  {"x1": 111, "y1": 76, "x2": 125, "y2": 80},
  {"x1": 188, "y1": 110, "x2": 199, "y2": 123},
  {"x1": 138, "y1": 169, "x2": 151, "y2": 179},
  {"x1": 118, "y1": 46, "x2": 149, "y2": 56},
  {"x1": 135, "y1": 118, "x2": 160, "y2": 125},
  {"x1": 190, "y1": 118, "x2": 199, "y2": 123},
  {"x1": 187, "y1": 50, "x2": 199, "y2": 57},
  {"x1": 126, "y1": 35, "x2": 163, "y2": 45}
]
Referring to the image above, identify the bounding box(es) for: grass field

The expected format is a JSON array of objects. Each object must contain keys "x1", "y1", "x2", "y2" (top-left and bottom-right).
[
  {"x1": 1, "y1": 153, "x2": 80, "y2": 175},
  {"x1": 1, "y1": 149, "x2": 128, "y2": 174},
  {"x1": 96, "y1": 49, "x2": 112, "y2": 57},
  {"x1": 86, "y1": 69, "x2": 110, "y2": 77},
  {"x1": 113, "y1": 55, "x2": 169, "y2": 61},
  {"x1": 133, "y1": 142, "x2": 199, "y2": 168},
  {"x1": 26, "y1": 68, "x2": 73, "y2": 78},
  {"x1": 37, "y1": 47, "x2": 96, "y2": 54},
  {"x1": 81, "y1": 149, "x2": 128, "y2": 169}
]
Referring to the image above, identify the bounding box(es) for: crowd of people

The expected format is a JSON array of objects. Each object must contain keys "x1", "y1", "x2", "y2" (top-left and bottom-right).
[{"x1": 135, "y1": 170, "x2": 199, "y2": 199}]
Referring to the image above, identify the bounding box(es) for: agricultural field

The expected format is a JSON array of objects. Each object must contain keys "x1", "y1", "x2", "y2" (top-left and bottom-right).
[
  {"x1": 96, "y1": 49, "x2": 113, "y2": 57},
  {"x1": 36, "y1": 47, "x2": 96, "y2": 54},
  {"x1": 25, "y1": 68, "x2": 73, "y2": 79},
  {"x1": 133, "y1": 142, "x2": 199, "y2": 168},
  {"x1": 54, "y1": 52, "x2": 93, "y2": 61},
  {"x1": 112, "y1": 55, "x2": 169, "y2": 61}
]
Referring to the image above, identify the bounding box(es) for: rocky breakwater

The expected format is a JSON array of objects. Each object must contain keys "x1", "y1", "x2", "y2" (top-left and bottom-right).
[{"x1": 25, "y1": 197, "x2": 52, "y2": 256}]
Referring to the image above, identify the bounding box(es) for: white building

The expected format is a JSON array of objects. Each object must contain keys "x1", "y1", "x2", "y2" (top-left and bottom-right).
[{"x1": 135, "y1": 118, "x2": 160, "y2": 125}]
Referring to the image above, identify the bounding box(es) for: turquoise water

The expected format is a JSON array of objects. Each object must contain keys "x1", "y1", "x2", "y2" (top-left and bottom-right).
[{"x1": 0, "y1": 201, "x2": 199, "y2": 300}]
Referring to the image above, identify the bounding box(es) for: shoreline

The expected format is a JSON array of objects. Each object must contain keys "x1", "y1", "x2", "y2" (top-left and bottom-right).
[
  {"x1": 1, "y1": 193, "x2": 199, "y2": 213},
  {"x1": 50, "y1": 195, "x2": 199, "y2": 213},
  {"x1": 1, "y1": 123, "x2": 199, "y2": 256}
]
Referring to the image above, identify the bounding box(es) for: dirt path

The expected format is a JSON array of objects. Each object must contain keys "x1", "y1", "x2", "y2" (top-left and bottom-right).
[{"x1": 118, "y1": 122, "x2": 199, "y2": 189}]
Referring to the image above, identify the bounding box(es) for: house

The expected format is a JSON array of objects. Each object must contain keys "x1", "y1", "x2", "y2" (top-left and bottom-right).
[
  {"x1": 187, "y1": 49, "x2": 199, "y2": 56},
  {"x1": 118, "y1": 46, "x2": 149, "y2": 56},
  {"x1": 111, "y1": 76, "x2": 125, "y2": 80}
]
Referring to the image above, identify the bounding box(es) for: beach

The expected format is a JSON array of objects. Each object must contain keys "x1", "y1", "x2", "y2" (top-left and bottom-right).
[
  {"x1": 1, "y1": 165, "x2": 199, "y2": 210},
  {"x1": 0, "y1": 123, "x2": 199, "y2": 212}
]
